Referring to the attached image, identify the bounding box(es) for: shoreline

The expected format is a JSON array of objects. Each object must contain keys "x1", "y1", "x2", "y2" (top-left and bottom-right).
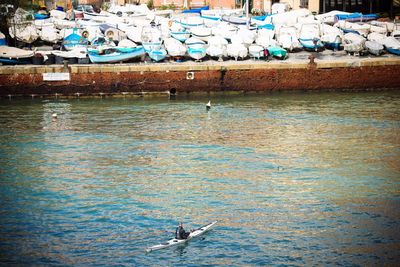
[{"x1": 1, "y1": 50, "x2": 400, "y2": 98}]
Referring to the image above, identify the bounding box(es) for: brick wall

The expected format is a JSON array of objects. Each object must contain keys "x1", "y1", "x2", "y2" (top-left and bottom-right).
[{"x1": 78, "y1": 0, "x2": 103, "y2": 7}]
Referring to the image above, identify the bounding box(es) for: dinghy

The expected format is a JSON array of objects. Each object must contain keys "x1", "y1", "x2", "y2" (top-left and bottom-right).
[
  {"x1": 88, "y1": 46, "x2": 145, "y2": 63},
  {"x1": 343, "y1": 32, "x2": 366, "y2": 55},
  {"x1": 190, "y1": 26, "x2": 212, "y2": 42},
  {"x1": 141, "y1": 26, "x2": 163, "y2": 52},
  {"x1": 380, "y1": 37, "x2": 400, "y2": 55},
  {"x1": 62, "y1": 29, "x2": 89, "y2": 51},
  {"x1": 248, "y1": 44, "x2": 265, "y2": 59},
  {"x1": 9, "y1": 24, "x2": 39, "y2": 44},
  {"x1": 175, "y1": 16, "x2": 204, "y2": 29},
  {"x1": 0, "y1": 32, "x2": 6, "y2": 46},
  {"x1": 164, "y1": 37, "x2": 187, "y2": 57},
  {"x1": 206, "y1": 35, "x2": 228, "y2": 59},
  {"x1": 0, "y1": 46, "x2": 34, "y2": 58},
  {"x1": 276, "y1": 26, "x2": 302, "y2": 51},
  {"x1": 227, "y1": 43, "x2": 248, "y2": 60},
  {"x1": 185, "y1": 37, "x2": 206, "y2": 61},
  {"x1": 298, "y1": 23, "x2": 323, "y2": 51},
  {"x1": 148, "y1": 46, "x2": 167, "y2": 62},
  {"x1": 267, "y1": 46, "x2": 287, "y2": 59},
  {"x1": 365, "y1": 40, "x2": 384, "y2": 56}
]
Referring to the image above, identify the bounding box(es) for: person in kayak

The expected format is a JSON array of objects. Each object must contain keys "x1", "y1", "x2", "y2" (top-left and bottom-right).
[{"x1": 175, "y1": 222, "x2": 191, "y2": 240}]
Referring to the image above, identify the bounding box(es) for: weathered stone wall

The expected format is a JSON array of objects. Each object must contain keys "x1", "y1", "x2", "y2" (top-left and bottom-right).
[{"x1": 0, "y1": 58, "x2": 399, "y2": 98}]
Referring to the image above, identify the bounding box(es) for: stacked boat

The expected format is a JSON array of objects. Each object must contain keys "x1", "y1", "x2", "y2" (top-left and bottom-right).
[{"x1": 1, "y1": 3, "x2": 400, "y2": 65}]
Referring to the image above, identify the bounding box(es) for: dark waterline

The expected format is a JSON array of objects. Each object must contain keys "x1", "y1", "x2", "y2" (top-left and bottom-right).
[{"x1": 0, "y1": 91, "x2": 399, "y2": 266}]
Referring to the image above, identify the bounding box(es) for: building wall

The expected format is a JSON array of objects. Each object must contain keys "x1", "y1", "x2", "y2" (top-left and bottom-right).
[
  {"x1": 78, "y1": 0, "x2": 103, "y2": 7},
  {"x1": 308, "y1": 0, "x2": 318, "y2": 13},
  {"x1": 152, "y1": 0, "x2": 236, "y2": 8},
  {"x1": 33, "y1": 0, "x2": 73, "y2": 9}
]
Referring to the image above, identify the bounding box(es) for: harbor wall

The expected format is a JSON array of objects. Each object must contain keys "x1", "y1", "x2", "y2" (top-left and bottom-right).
[{"x1": 0, "y1": 57, "x2": 399, "y2": 98}]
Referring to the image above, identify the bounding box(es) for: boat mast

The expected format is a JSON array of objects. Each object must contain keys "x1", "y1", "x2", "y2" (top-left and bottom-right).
[{"x1": 245, "y1": 0, "x2": 249, "y2": 28}]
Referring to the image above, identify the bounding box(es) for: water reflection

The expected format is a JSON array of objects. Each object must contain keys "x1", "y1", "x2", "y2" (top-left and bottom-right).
[{"x1": 0, "y1": 91, "x2": 399, "y2": 266}]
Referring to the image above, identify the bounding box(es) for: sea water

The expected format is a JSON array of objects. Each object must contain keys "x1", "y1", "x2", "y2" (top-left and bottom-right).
[{"x1": 0, "y1": 91, "x2": 399, "y2": 266}]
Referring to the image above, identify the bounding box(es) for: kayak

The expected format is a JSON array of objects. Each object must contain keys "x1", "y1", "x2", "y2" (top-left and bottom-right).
[{"x1": 145, "y1": 221, "x2": 218, "y2": 252}]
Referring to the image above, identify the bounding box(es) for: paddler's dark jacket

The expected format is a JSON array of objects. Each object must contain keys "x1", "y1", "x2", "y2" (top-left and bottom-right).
[{"x1": 175, "y1": 226, "x2": 190, "y2": 239}]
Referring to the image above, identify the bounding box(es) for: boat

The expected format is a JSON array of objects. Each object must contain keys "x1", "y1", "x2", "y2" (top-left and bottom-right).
[
  {"x1": 255, "y1": 28, "x2": 275, "y2": 48},
  {"x1": 175, "y1": 16, "x2": 204, "y2": 29},
  {"x1": 141, "y1": 26, "x2": 163, "y2": 52},
  {"x1": 52, "y1": 47, "x2": 88, "y2": 64},
  {"x1": 333, "y1": 12, "x2": 378, "y2": 23},
  {"x1": 236, "y1": 27, "x2": 256, "y2": 47},
  {"x1": 271, "y1": 3, "x2": 290, "y2": 14},
  {"x1": 206, "y1": 35, "x2": 228, "y2": 59},
  {"x1": 50, "y1": 9, "x2": 66, "y2": 20},
  {"x1": 164, "y1": 37, "x2": 187, "y2": 57},
  {"x1": 88, "y1": 46, "x2": 145, "y2": 63},
  {"x1": 276, "y1": 26, "x2": 302, "y2": 51},
  {"x1": 148, "y1": 46, "x2": 167, "y2": 62},
  {"x1": 0, "y1": 45, "x2": 34, "y2": 65},
  {"x1": 8, "y1": 24, "x2": 39, "y2": 44},
  {"x1": 320, "y1": 24, "x2": 343, "y2": 50},
  {"x1": 0, "y1": 31, "x2": 6, "y2": 45},
  {"x1": 248, "y1": 44, "x2": 266, "y2": 59},
  {"x1": 335, "y1": 20, "x2": 370, "y2": 37},
  {"x1": 39, "y1": 25, "x2": 61, "y2": 43},
  {"x1": 145, "y1": 221, "x2": 217, "y2": 253},
  {"x1": 200, "y1": 15, "x2": 221, "y2": 27},
  {"x1": 315, "y1": 10, "x2": 350, "y2": 25},
  {"x1": 182, "y1": 6, "x2": 209, "y2": 14},
  {"x1": 343, "y1": 32, "x2": 366, "y2": 55},
  {"x1": 88, "y1": 45, "x2": 138, "y2": 55},
  {"x1": 391, "y1": 24, "x2": 400, "y2": 41},
  {"x1": 370, "y1": 20, "x2": 396, "y2": 33},
  {"x1": 118, "y1": 39, "x2": 137, "y2": 49},
  {"x1": 185, "y1": 37, "x2": 206, "y2": 60},
  {"x1": 271, "y1": 9, "x2": 311, "y2": 27},
  {"x1": 170, "y1": 28, "x2": 190, "y2": 42},
  {"x1": 201, "y1": 8, "x2": 243, "y2": 18},
  {"x1": 221, "y1": 15, "x2": 248, "y2": 25},
  {"x1": 33, "y1": 18, "x2": 53, "y2": 30},
  {"x1": 298, "y1": 23, "x2": 324, "y2": 51},
  {"x1": 34, "y1": 13, "x2": 49, "y2": 20},
  {"x1": 365, "y1": 40, "x2": 384, "y2": 56},
  {"x1": 108, "y1": 3, "x2": 151, "y2": 18},
  {"x1": 104, "y1": 27, "x2": 127, "y2": 43},
  {"x1": 124, "y1": 26, "x2": 142, "y2": 43},
  {"x1": 267, "y1": 46, "x2": 287, "y2": 59},
  {"x1": 74, "y1": 4, "x2": 108, "y2": 21},
  {"x1": 53, "y1": 18, "x2": 77, "y2": 30},
  {"x1": 227, "y1": 43, "x2": 248, "y2": 60},
  {"x1": 379, "y1": 36, "x2": 400, "y2": 55},
  {"x1": 62, "y1": 29, "x2": 89, "y2": 51},
  {"x1": 368, "y1": 32, "x2": 386, "y2": 42},
  {"x1": 211, "y1": 22, "x2": 237, "y2": 41},
  {"x1": 190, "y1": 26, "x2": 212, "y2": 42},
  {"x1": 170, "y1": 22, "x2": 191, "y2": 42}
]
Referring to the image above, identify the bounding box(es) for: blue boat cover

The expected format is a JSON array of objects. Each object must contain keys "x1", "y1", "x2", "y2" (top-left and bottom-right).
[
  {"x1": 334, "y1": 13, "x2": 378, "y2": 23},
  {"x1": 34, "y1": 13, "x2": 49, "y2": 20},
  {"x1": 182, "y1": 5, "x2": 209, "y2": 14},
  {"x1": 255, "y1": 23, "x2": 274, "y2": 30}
]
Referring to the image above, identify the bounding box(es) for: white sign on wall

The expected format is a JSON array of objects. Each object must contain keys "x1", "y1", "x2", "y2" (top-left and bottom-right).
[{"x1": 43, "y1": 73, "x2": 70, "y2": 81}]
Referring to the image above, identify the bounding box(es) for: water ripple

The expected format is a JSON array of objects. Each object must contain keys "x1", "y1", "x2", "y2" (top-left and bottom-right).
[{"x1": 0, "y1": 92, "x2": 399, "y2": 266}]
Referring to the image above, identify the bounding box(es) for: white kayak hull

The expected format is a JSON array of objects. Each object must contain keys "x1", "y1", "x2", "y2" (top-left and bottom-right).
[{"x1": 146, "y1": 221, "x2": 217, "y2": 252}]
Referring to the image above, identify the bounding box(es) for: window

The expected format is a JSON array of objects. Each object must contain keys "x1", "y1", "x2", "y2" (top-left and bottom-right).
[{"x1": 300, "y1": 0, "x2": 308, "y2": 8}]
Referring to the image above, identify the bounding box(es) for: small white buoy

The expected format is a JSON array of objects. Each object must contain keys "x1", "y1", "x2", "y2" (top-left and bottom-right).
[
  {"x1": 206, "y1": 100, "x2": 211, "y2": 111},
  {"x1": 52, "y1": 113, "x2": 57, "y2": 119}
]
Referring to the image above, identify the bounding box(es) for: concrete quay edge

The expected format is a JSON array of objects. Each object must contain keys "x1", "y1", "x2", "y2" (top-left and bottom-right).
[{"x1": 1, "y1": 57, "x2": 399, "y2": 75}]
